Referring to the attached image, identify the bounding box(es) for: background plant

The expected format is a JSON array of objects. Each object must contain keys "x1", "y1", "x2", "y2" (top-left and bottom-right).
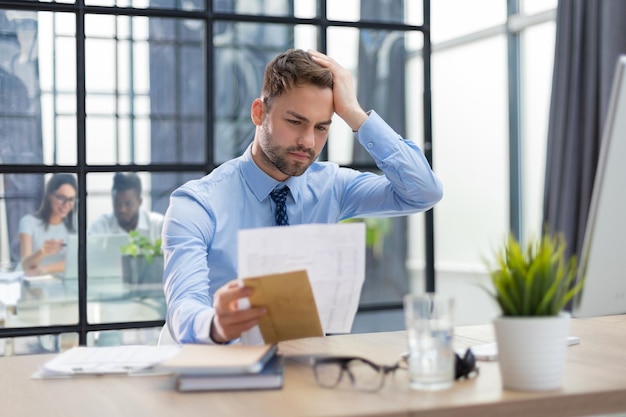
[
  {"x1": 484, "y1": 233, "x2": 584, "y2": 316},
  {"x1": 342, "y1": 217, "x2": 391, "y2": 258},
  {"x1": 120, "y1": 230, "x2": 162, "y2": 264}
]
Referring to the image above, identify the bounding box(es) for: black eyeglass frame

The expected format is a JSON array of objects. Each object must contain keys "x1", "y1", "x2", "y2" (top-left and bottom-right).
[
  {"x1": 52, "y1": 193, "x2": 77, "y2": 205},
  {"x1": 312, "y1": 356, "x2": 404, "y2": 392}
]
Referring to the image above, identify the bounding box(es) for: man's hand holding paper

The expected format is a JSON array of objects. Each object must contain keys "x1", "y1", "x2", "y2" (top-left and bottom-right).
[
  {"x1": 243, "y1": 270, "x2": 324, "y2": 344},
  {"x1": 210, "y1": 281, "x2": 267, "y2": 344}
]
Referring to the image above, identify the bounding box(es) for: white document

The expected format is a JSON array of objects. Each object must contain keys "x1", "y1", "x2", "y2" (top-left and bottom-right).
[
  {"x1": 0, "y1": 271, "x2": 22, "y2": 282},
  {"x1": 35, "y1": 345, "x2": 181, "y2": 378},
  {"x1": 0, "y1": 280, "x2": 21, "y2": 307},
  {"x1": 238, "y1": 223, "x2": 366, "y2": 344}
]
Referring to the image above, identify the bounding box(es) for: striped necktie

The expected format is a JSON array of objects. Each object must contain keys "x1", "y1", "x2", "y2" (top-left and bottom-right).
[{"x1": 270, "y1": 186, "x2": 289, "y2": 226}]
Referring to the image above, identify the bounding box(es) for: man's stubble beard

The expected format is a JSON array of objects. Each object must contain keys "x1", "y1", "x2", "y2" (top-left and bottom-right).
[
  {"x1": 116, "y1": 212, "x2": 140, "y2": 231},
  {"x1": 259, "y1": 121, "x2": 316, "y2": 178}
]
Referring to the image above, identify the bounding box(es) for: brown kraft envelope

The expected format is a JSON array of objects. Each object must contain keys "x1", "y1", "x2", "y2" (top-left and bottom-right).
[{"x1": 244, "y1": 270, "x2": 324, "y2": 344}]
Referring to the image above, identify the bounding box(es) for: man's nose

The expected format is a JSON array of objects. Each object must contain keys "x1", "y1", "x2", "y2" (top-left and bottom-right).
[{"x1": 299, "y1": 127, "x2": 316, "y2": 148}]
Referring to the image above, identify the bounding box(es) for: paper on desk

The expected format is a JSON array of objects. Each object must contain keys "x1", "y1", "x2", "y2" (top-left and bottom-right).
[
  {"x1": 22, "y1": 274, "x2": 60, "y2": 287},
  {"x1": 238, "y1": 223, "x2": 365, "y2": 344},
  {"x1": 0, "y1": 280, "x2": 21, "y2": 307},
  {"x1": 0, "y1": 271, "x2": 23, "y2": 282},
  {"x1": 34, "y1": 345, "x2": 181, "y2": 379}
]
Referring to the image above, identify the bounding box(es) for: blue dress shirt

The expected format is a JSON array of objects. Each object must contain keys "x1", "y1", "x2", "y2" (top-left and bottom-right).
[{"x1": 162, "y1": 111, "x2": 443, "y2": 343}]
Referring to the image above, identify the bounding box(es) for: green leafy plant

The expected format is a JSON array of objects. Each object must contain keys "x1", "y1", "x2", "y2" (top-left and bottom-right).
[
  {"x1": 120, "y1": 230, "x2": 162, "y2": 264},
  {"x1": 342, "y1": 217, "x2": 391, "y2": 258},
  {"x1": 484, "y1": 233, "x2": 584, "y2": 316}
]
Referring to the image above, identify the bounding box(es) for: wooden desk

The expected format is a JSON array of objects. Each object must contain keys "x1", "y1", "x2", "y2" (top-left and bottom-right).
[{"x1": 1, "y1": 315, "x2": 625, "y2": 417}]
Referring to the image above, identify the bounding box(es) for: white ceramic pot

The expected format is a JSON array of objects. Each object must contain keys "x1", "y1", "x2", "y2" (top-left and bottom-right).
[{"x1": 493, "y1": 312, "x2": 570, "y2": 391}]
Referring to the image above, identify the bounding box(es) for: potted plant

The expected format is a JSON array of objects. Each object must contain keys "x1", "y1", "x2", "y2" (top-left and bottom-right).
[
  {"x1": 484, "y1": 233, "x2": 585, "y2": 391},
  {"x1": 120, "y1": 231, "x2": 164, "y2": 287}
]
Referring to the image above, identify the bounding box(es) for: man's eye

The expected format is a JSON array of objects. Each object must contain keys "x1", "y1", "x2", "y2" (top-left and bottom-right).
[
  {"x1": 287, "y1": 119, "x2": 301, "y2": 125},
  {"x1": 316, "y1": 125, "x2": 327, "y2": 132}
]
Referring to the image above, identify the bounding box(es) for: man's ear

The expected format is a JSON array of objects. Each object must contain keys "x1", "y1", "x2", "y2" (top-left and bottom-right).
[{"x1": 251, "y1": 98, "x2": 265, "y2": 126}]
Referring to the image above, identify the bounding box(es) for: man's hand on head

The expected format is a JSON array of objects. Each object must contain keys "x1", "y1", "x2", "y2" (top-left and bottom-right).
[
  {"x1": 307, "y1": 49, "x2": 368, "y2": 132},
  {"x1": 210, "y1": 280, "x2": 267, "y2": 343}
]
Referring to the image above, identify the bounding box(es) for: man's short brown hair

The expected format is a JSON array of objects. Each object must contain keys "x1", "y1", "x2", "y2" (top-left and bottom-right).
[{"x1": 261, "y1": 49, "x2": 333, "y2": 109}]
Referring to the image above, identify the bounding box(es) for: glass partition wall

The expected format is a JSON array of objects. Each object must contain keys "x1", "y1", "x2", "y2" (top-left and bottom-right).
[{"x1": 0, "y1": 0, "x2": 432, "y2": 354}]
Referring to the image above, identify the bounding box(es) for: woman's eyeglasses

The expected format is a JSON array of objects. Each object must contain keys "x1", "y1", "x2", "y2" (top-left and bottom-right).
[
  {"x1": 312, "y1": 356, "x2": 404, "y2": 392},
  {"x1": 52, "y1": 193, "x2": 76, "y2": 205}
]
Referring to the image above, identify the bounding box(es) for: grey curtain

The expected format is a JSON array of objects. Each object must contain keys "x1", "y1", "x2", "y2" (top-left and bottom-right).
[{"x1": 543, "y1": 0, "x2": 626, "y2": 260}]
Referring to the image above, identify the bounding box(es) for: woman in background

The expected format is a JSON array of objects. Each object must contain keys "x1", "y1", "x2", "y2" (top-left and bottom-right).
[{"x1": 19, "y1": 173, "x2": 77, "y2": 276}]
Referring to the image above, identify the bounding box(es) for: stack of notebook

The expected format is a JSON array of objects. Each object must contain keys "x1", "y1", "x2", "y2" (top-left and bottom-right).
[{"x1": 157, "y1": 343, "x2": 283, "y2": 392}]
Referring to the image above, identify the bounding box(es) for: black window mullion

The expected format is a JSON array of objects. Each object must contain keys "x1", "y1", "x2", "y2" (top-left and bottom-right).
[
  {"x1": 422, "y1": 0, "x2": 435, "y2": 293},
  {"x1": 205, "y1": 1, "x2": 214, "y2": 169},
  {"x1": 76, "y1": 0, "x2": 89, "y2": 346}
]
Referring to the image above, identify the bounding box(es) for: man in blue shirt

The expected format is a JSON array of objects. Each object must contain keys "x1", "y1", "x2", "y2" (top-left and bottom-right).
[{"x1": 162, "y1": 49, "x2": 443, "y2": 344}]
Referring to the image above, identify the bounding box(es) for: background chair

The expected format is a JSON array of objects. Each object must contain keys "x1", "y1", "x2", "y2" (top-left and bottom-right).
[{"x1": 157, "y1": 323, "x2": 178, "y2": 345}]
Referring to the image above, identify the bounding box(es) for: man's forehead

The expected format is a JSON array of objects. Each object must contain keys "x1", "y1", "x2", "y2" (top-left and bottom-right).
[
  {"x1": 113, "y1": 189, "x2": 140, "y2": 200},
  {"x1": 269, "y1": 84, "x2": 333, "y2": 118}
]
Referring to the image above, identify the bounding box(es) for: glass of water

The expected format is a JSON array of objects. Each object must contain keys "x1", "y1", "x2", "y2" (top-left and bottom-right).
[{"x1": 403, "y1": 293, "x2": 455, "y2": 391}]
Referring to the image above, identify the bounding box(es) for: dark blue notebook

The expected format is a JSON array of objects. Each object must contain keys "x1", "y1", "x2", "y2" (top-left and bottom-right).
[{"x1": 175, "y1": 354, "x2": 284, "y2": 392}]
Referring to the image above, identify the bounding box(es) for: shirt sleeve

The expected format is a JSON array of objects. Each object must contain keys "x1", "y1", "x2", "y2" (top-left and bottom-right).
[
  {"x1": 18, "y1": 215, "x2": 35, "y2": 235},
  {"x1": 88, "y1": 215, "x2": 110, "y2": 234},
  {"x1": 161, "y1": 187, "x2": 218, "y2": 344},
  {"x1": 339, "y1": 110, "x2": 443, "y2": 218}
]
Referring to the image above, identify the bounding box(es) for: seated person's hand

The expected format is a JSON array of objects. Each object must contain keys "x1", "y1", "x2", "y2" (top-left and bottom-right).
[
  {"x1": 41, "y1": 239, "x2": 64, "y2": 256},
  {"x1": 210, "y1": 280, "x2": 267, "y2": 343},
  {"x1": 25, "y1": 265, "x2": 45, "y2": 277}
]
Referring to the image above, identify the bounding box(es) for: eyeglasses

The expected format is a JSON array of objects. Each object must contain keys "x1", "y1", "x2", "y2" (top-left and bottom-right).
[
  {"x1": 311, "y1": 349, "x2": 478, "y2": 392},
  {"x1": 52, "y1": 193, "x2": 76, "y2": 205},
  {"x1": 312, "y1": 356, "x2": 404, "y2": 392}
]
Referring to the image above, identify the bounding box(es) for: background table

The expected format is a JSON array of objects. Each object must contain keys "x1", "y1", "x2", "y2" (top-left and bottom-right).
[{"x1": 0, "y1": 276, "x2": 165, "y2": 354}]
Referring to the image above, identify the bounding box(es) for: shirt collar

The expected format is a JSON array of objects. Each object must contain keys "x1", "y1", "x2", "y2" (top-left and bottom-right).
[
  {"x1": 135, "y1": 209, "x2": 150, "y2": 231},
  {"x1": 240, "y1": 144, "x2": 302, "y2": 202}
]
